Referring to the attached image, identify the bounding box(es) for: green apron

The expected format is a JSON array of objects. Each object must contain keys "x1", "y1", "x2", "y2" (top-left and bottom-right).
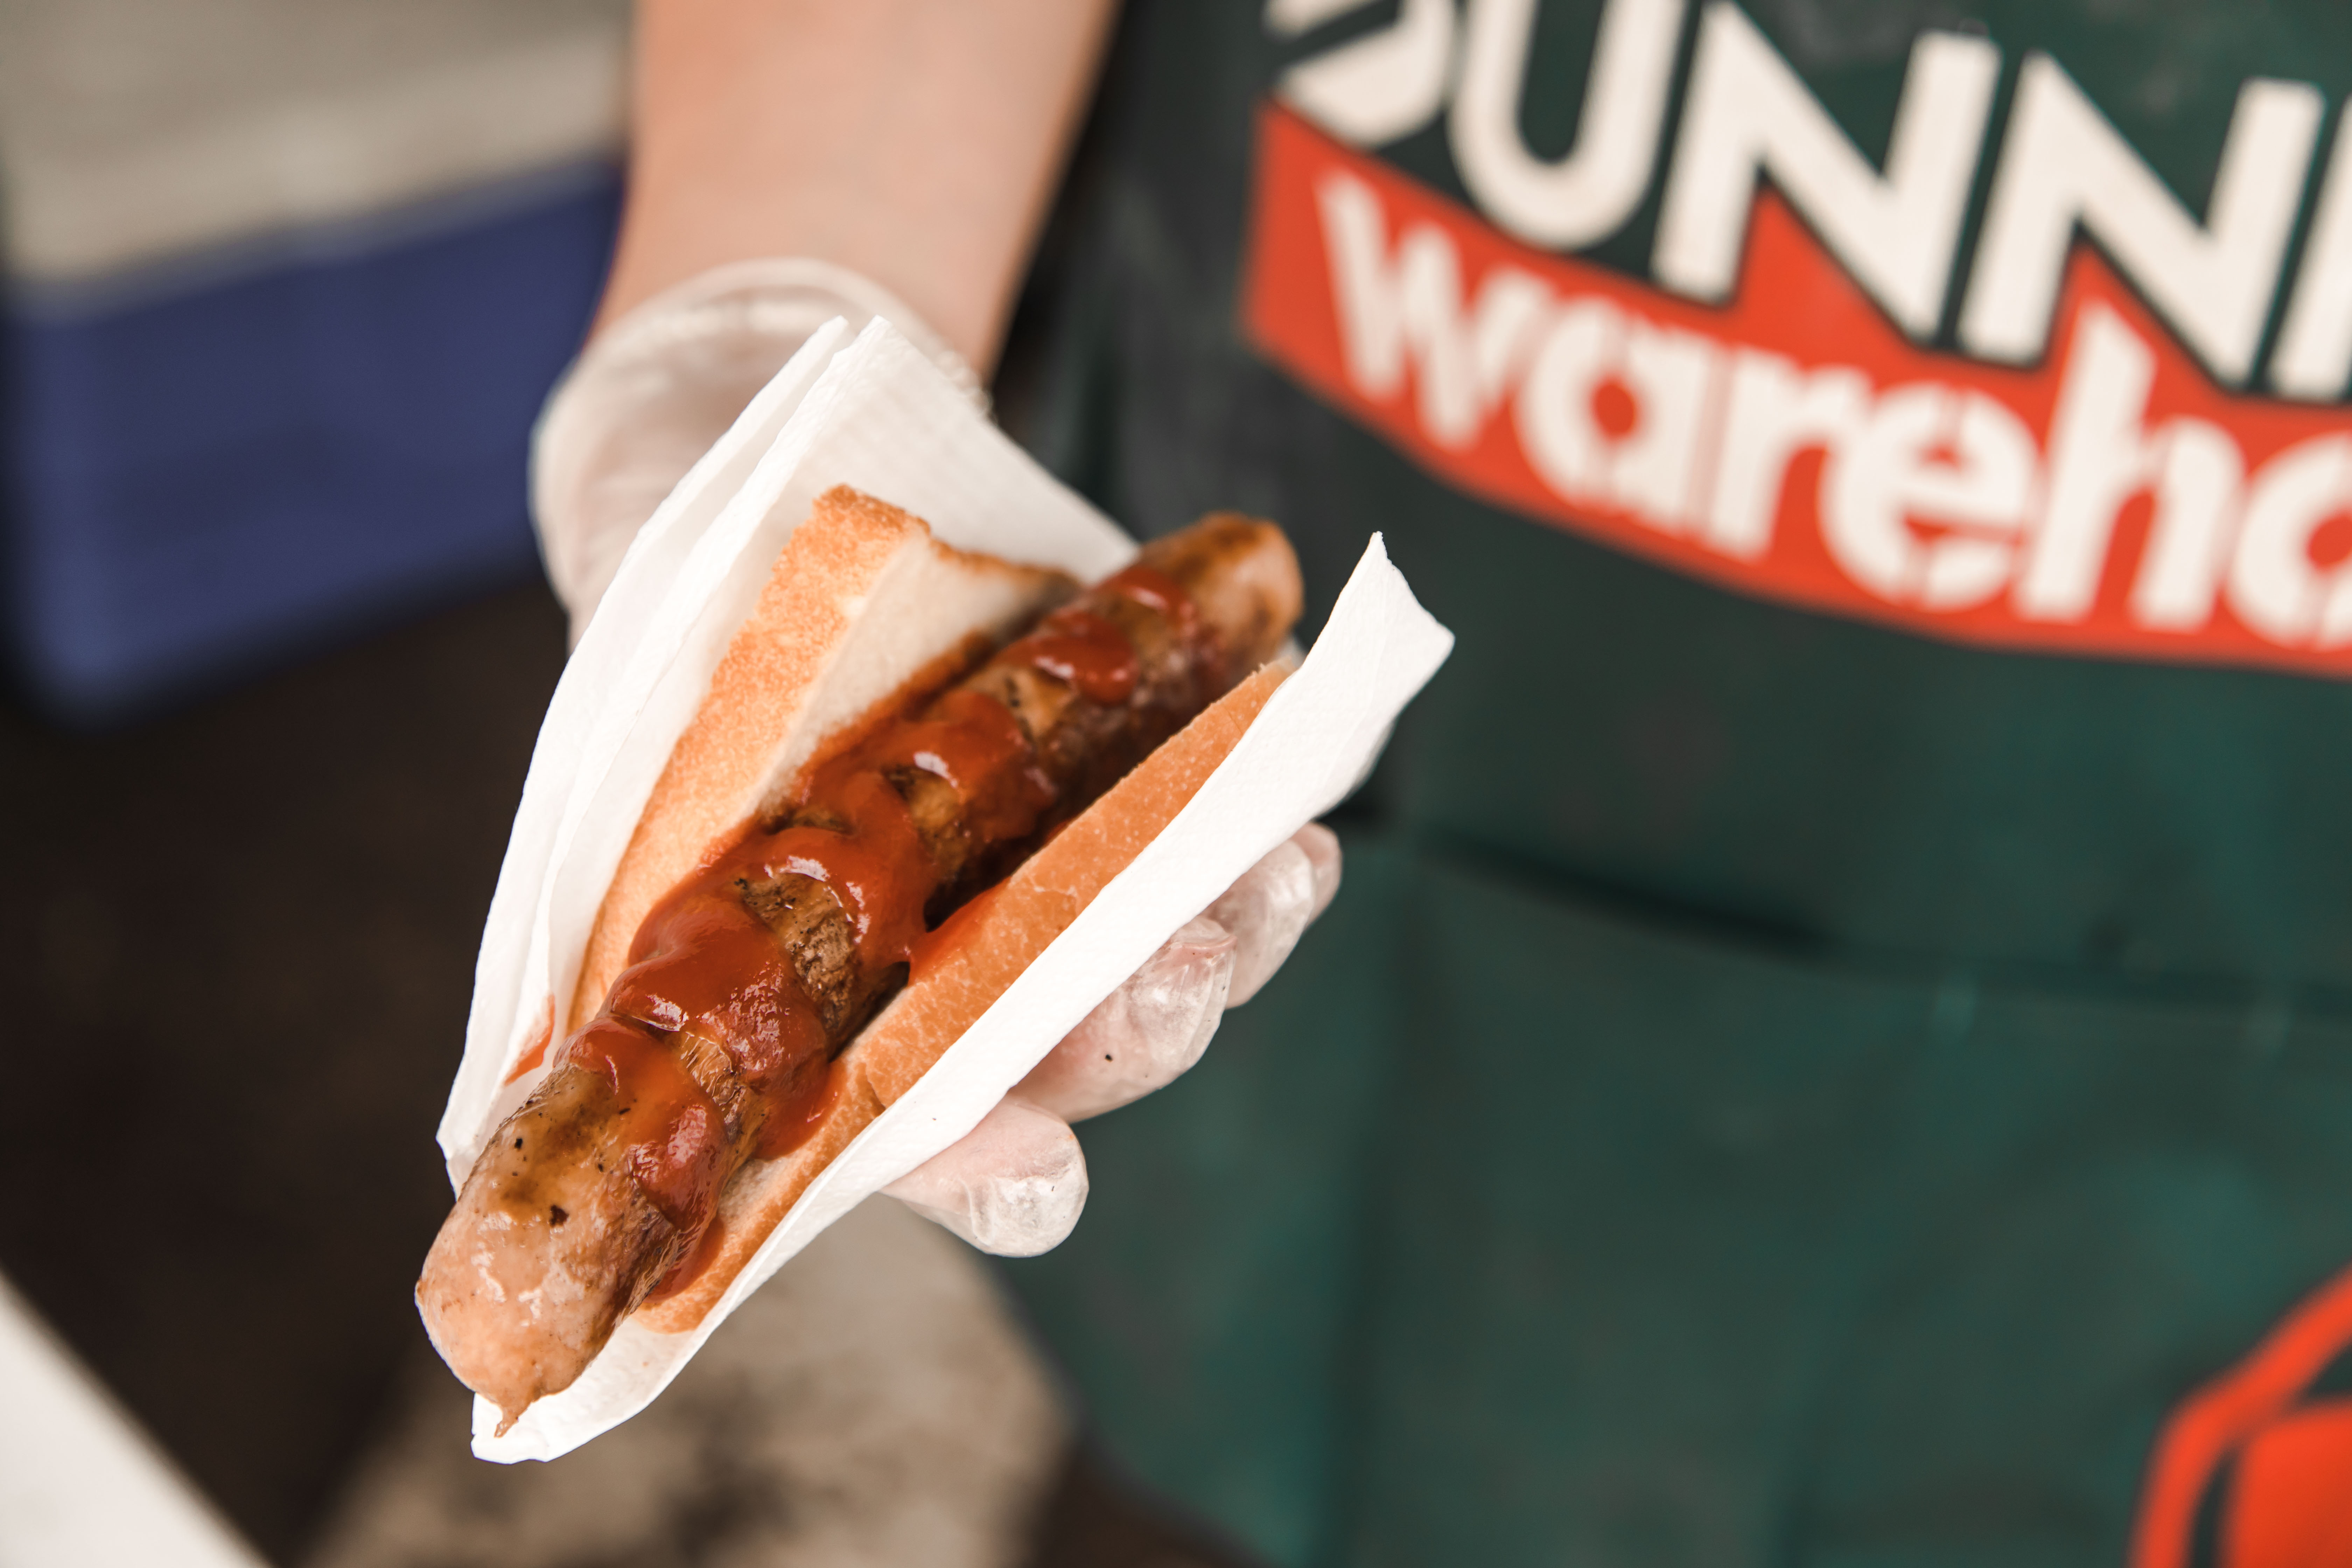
[{"x1": 997, "y1": 4, "x2": 2352, "y2": 1563}]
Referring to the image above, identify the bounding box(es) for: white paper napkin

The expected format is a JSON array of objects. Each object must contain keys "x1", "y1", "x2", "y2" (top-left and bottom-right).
[{"x1": 437, "y1": 319, "x2": 1453, "y2": 1461}]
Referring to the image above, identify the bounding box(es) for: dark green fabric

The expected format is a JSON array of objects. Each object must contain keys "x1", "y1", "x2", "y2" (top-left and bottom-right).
[
  {"x1": 1009, "y1": 840, "x2": 1414, "y2": 1564},
  {"x1": 1353, "y1": 855, "x2": 2352, "y2": 1567},
  {"x1": 995, "y1": 2, "x2": 2352, "y2": 1562},
  {"x1": 1010, "y1": 844, "x2": 2352, "y2": 1565},
  {"x1": 1387, "y1": 483, "x2": 2352, "y2": 990}
]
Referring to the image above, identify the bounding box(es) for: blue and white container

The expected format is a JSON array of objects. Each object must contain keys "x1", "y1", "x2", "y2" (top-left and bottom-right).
[{"x1": 0, "y1": 0, "x2": 628, "y2": 718}]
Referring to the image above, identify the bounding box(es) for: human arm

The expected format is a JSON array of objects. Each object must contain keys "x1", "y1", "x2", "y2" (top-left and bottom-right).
[{"x1": 596, "y1": 0, "x2": 1118, "y2": 365}]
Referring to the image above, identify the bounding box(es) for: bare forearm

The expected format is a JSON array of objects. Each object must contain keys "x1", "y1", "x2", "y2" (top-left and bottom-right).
[{"x1": 597, "y1": 0, "x2": 1118, "y2": 372}]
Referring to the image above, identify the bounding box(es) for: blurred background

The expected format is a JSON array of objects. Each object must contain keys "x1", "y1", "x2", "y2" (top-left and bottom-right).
[
  {"x1": 0, "y1": 0, "x2": 621, "y2": 722},
  {"x1": 0, "y1": 2, "x2": 1253, "y2": 1563},
  {"x1": 0, "y1": 0, "x2": 607, "y2": 1554}
]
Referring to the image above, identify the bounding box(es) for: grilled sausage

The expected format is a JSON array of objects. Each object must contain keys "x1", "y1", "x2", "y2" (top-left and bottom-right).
[{"x1": 418, "y1": 516, "x2": 1301, "y2": 1424}]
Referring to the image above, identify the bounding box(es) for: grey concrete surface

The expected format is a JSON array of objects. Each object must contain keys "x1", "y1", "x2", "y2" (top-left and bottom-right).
[{"x1": 306, "y1": 1199, "x2": 1070, "y2": 1568}]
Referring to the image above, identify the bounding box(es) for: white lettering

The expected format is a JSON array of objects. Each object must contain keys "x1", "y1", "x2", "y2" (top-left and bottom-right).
[
  {"x1": 1655, "y1": 6, "x2": 1997, "y2": 338},
  {"x1": 1704, "y1": 350, "x2": 1870, "y2": 559},
  {"x1": 2229, "y1": 436, "x2": 2352, "y2": 646},
  {"x1": 1318, "y1": 169, "x2": 1553, "y2": 447},
  {"x1": 1614, "y1": 321, "x2": 1720, "y2": 526},
  {"x1": 1297, "y1": 135, "x2": 2352, "y2": 654},
  {"x1": 1266, "y1": 0, "x2": 1380, "y2": 33},
  {"x1": 1823, "y1": 386, "x2": 2038, "y2": 607},
  {"x1": 2131, "y1": 426, "x2": 2246, "y2": 630},
  {"x1": 1516, "y1": 300, "x2": 1624, "y2": 504},
  {"x1": 1515, "y1": 299, "x2": 1721, "y2": 527},
  {"x1": 1450, "y1": 0, "x2": 1687, "y2": 250},
  {"x1": 1960, "y1": 55, "x2": 2322, "y2": 385},
  {"x1": 2270, "y1": 114, "x2": 2352, "y2": 401},
  {"x1": 1276, "y1": 0, "x2": 1458, "y2": 148},
  {"x1": 2016, "y1": 302, "x2": 2243, "y2": 626}
]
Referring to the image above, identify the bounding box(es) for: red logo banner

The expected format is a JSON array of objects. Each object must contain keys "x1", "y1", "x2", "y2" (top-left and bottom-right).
[
  {"x1": 1241, "y1": 103, "x2": 2352, "y2": 680},
  {"x1": 2132, "y1": 1262, "x2": 2352, "y2": 1568}
]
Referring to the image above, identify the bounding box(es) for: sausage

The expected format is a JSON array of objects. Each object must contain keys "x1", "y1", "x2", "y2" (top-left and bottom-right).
[{"x1": 418, "y1": 516, "x2": 1301, "y2": 1424}]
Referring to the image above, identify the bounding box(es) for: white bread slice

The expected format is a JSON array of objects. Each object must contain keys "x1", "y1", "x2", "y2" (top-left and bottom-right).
[{"x1": 558, "y1": 481, "x2": 1287, "y2": 1337}]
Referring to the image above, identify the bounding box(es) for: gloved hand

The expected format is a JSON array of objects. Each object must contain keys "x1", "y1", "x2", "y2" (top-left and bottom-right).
[
  {"x1": 882, "y1": 822, "x2": 1341, "y2": 1254},
  {"x1": 533, "y1": 259, "x2": 986, "y2": 631},
  {"x1": 533, "y1": 259, "x2": 1343, "y2": 1256}
]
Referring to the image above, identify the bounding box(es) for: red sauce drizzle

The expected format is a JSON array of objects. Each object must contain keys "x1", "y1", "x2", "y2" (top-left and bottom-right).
[
  {"x1": 870, "y1": 687, "x2": 1056, "y2": 847},
  {"x1": 563, "y1": 1016, "x2": 727, "y2": 1232},
  {"x1": 754, "y1": 1058, "x2": 844, "y2": 1161},
  {"x1": 1102, "y1": 563, "x2": 1202, "y2": 640},
  {"x1": 604, "y1": 874, "x2": 834, "y2": 1164},
  {"x1": 557, "y1": 562, "x2": 1207, "y2": 1290},
  {"x1": 750, "y1": 768, "x2": 934, "y2": 972},
  {"x1": 1008, "y1": 607, "x2": 1139, "y2": 704}
]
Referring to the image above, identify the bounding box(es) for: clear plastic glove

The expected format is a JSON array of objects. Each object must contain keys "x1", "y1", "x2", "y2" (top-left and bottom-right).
[
  {"x1": 533, "y1": 260, "x2": 1343, "y2": 1258},
  {"x1": 533, "y1": 258, "x2": 983, "y2": 636},
  {"x1": 882, "y1": 825, "x2": 1342, "y2": 1254}
]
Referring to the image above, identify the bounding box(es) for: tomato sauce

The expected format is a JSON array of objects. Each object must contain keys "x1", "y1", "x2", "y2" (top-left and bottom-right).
[
  {"x1": 504, "y1": 1006, "x2": 554, "y2": 1084},
  {"x1": 549, "y1": 560, "x2": 1207, "y2": 1295},
  {"x1": 870, "y1": 687, "x2": 1056, "y2": 850},
  {"x1": 563, "y1": 1016, "x2": 728, "y2": 1232},
  {"x1": 1101, "y1": 563, "x2": 1204, "y2": 644},
  {"x1": 1013, "y1": 607, "x2": 1139, "y2": 704}
]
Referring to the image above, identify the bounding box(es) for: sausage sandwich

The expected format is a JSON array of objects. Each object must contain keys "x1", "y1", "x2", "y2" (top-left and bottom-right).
[{"x1": 418, "y1": 484, "x2": 1302, "y2": 1432}]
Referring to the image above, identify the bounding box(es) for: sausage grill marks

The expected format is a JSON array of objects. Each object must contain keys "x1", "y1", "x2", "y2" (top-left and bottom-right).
[{"x1": 420, "y1": 516, "x2": 1298, "y2": 1422}]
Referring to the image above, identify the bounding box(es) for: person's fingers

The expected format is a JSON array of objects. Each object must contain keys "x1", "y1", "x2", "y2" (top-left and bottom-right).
[
  {"x1": 1012, "y1": 827, "x2": 1342, "y2": 1124},
  {"x1": 881, "y1": 1096, "x2": 1088, "y2": 1257},
  {"x1": 1209, "y1": 824, "x2": 1343, "y2": 1007},
  {"x1": 1016, "y1": 915, "x2": 1236, "y2": 1123},
  {"x1": 881, "y1": 827, "x2": 1343, "y2": 1252},
  {"x1": 1295, "y1": 821, "x2": 1344, "y2": 918}
]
